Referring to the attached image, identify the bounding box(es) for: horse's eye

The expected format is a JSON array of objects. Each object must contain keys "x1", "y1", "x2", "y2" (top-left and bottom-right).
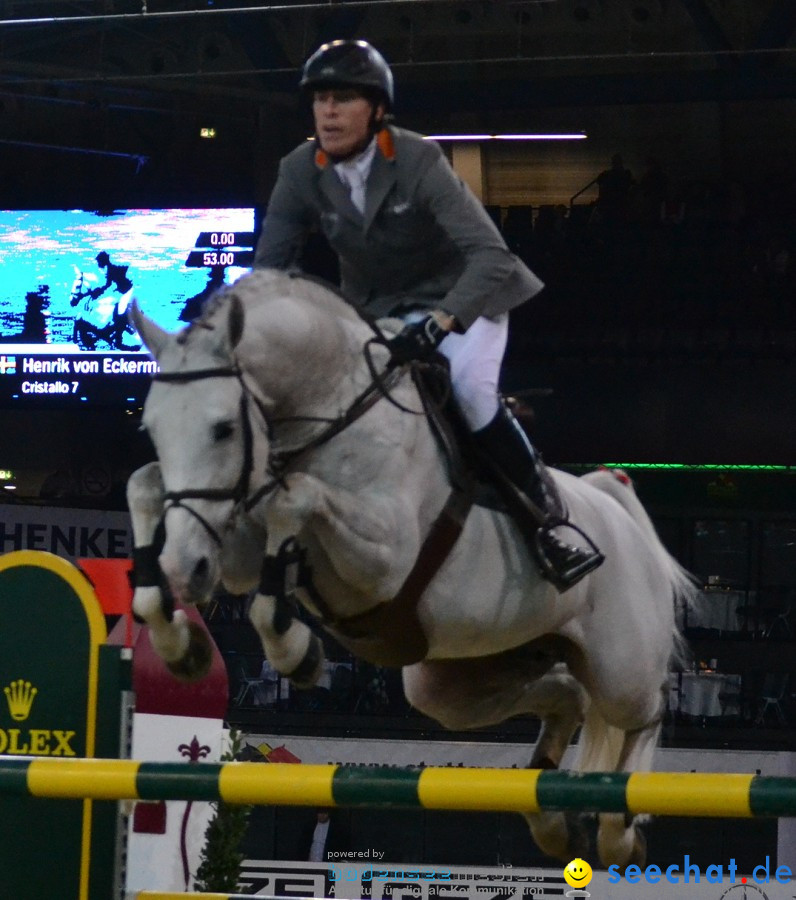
[{"x1": 213, "y1": 421, "x2": 235, "y2": 441}]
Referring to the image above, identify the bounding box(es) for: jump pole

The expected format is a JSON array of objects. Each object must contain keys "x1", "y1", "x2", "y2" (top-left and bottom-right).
[{"x1": 3, "y1": 758, "x2": 796, "y2": 818}]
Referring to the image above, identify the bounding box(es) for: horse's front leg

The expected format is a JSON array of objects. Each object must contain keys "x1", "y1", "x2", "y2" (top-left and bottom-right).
[
  {"x1": 248, "y1": 472, "x2": 417, "y2": 688},
  {"x1": 127, "y1": 462, "x2": 212, "y2": 681},
  {"x1": 249, "y1": 588, "x2": 325, "y2": 690},
  {"x1": 266, "y1": 472, "x2": 418, "y2": 597}
]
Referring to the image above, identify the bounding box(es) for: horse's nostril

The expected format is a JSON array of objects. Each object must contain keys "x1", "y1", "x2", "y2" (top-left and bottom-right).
[{"x1": 192, "y1": 557, "x2": 209, "y2": 583}]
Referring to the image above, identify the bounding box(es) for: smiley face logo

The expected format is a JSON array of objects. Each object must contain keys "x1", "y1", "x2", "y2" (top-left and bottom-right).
[{"x1": 563, "y1": 858, "x2": 593, "y2": 889}]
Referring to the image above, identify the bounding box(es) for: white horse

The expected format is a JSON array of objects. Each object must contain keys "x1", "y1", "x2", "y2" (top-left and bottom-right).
[{"x1": 127, "y1": 268, "x2": 693, "y2": 869}]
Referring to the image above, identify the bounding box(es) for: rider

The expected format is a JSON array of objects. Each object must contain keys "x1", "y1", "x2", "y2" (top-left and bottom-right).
[
  {"x1": 92, "y1": 251, "x2": 139, "y2": 350},
  {"x1": 254, "y1": 39, "x2": 603, "y2": 592}
]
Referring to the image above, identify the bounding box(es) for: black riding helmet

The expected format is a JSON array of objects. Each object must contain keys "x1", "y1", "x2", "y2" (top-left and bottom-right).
[{"x1": 300, "y1": 39, "x2": 394, "y2": 111}]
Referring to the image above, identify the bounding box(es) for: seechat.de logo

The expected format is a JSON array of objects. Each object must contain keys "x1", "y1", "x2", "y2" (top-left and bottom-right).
[
  {"x1": 4, "y1": 679, "x2": 38, "y2": 721},
  {"x1": 564, "y1": 858, "x2": 593, "y2": 897}
]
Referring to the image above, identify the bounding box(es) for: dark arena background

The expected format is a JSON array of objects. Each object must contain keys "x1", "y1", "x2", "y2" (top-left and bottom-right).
[{"x1": 0, "y1": 1, "x2": 794, "y2": 896}]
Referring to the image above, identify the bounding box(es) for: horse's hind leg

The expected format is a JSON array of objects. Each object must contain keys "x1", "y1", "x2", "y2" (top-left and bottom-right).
[
  {"x1": 402, "y1": 640, "x2": 588, "y2": 862},
  {"x1": 527, "y1": 664, "x2": 585, "y2": 772},
  {"x1": 127, "y1": 462, "x2": 212, "y2": 681},
  {"x1": 521, "y1": 660, "x2": 596, "y2": 864},
  {"x1": 523, "y1": 669, "x2": 593, "y2": 864},
  {"x1": 596, "y1": 716, "x2": 662, "y2": 869}
]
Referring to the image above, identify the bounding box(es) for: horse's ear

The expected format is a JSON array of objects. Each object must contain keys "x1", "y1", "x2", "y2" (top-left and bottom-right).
[
  {"x1": 227, "y1": 294, "x2": 245, "y2": 350},
  {"x1": 129, "y1": 298, "x2": 169, "y2": 359}
]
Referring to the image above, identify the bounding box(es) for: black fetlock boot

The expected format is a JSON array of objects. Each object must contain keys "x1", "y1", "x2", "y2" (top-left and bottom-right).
[{"x1": 474, "y1": 404, "x2": 604, "y2": 592}]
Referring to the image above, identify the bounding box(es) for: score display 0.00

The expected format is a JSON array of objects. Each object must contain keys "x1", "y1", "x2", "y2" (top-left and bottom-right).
[{"x1": 187, "y1": 230, "x2": 255, "y2": 270}]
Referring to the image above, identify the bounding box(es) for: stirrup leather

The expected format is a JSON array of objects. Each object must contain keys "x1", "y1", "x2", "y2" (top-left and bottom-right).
[{"x1": 532, "y1": 518, "x2": 605, "y2": 591}]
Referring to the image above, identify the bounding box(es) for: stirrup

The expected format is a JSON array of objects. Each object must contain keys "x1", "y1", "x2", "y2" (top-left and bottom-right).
[{"x1": 533, "y1": 518, "x2": 605, "y2": 593}]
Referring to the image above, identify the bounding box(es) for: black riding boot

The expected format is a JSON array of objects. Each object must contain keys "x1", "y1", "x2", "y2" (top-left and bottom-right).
[{"x1": 474, "y1": 404, "x2": 604, "y2": 592}]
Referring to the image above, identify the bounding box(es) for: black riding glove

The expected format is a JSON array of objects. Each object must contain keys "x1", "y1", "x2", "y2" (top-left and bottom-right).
[{"x1": 387, "y1": 315, "x2": 449, "y2": 365}]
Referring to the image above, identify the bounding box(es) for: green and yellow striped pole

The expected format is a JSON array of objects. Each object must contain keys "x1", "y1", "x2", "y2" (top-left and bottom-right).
[{"x1": 2, "y1": 758, "x2": 796, "y2": 818}]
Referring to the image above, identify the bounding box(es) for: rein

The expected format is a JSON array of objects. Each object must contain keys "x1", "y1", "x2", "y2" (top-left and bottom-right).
[
  {"x1": 264, "y1": 351, "x2": 407, "y2": 491},
  {"x1": 150, "y1": 349, "x2": 408, "y2": 543},
  {"x1": 150, "y1": 316, "x2": 471, "y2": 666}
]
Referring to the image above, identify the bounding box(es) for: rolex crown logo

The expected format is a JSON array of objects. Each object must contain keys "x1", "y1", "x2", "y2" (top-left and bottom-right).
[{"x1": 4, "y1": 679, "x2": 38, "y2": 721}]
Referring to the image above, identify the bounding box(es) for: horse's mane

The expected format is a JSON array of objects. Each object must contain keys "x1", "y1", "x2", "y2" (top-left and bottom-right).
[{"x1": 189, "y1": 268, "x2": 365, "y2": 336}]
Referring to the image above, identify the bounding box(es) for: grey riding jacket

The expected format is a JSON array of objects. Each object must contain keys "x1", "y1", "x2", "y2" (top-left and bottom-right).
[{"x1": 254, "y1": 126, "x2": 543, "y2": 330}]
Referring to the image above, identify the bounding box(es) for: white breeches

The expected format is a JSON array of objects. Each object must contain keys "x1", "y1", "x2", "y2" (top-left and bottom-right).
[
  {"x1": 403, "y1": 311, "x2": 509, "y2": 432},
  {"x1": 438, "y1": 313, "x2": 508, "y2": 430}
]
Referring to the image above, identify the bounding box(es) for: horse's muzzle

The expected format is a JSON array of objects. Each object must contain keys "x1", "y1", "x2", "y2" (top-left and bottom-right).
[{"x1": 159, "y1": 549, "x2": 216, "y2": 607}]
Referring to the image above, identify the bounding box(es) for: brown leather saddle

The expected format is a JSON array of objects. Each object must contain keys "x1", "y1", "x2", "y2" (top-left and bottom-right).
[{"x1": 411, "y1": 360, "x2": 565, "y2": 522}]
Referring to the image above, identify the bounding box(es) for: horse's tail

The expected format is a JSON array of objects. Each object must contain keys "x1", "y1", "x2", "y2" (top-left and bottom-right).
[{"x1": 582, "y1": 465, "x2": 696, "y2": 670}]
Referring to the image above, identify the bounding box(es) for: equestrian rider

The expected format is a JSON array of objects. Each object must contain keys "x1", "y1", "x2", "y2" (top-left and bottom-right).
[{"x1": 254, "y1": 39, "x2": 603, "y2": 592}]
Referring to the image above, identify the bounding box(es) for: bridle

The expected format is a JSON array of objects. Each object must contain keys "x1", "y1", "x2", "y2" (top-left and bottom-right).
[
  {"x1": 151, "y1": 364, "x2": 262, "y2": 546},
  {"x1": 150, "y1": 343, "x2": 407, "y2": 547}
]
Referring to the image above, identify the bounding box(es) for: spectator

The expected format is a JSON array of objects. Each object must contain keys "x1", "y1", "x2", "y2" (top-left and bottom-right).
[
  {"x1": 301, "y1": 808, "x2": 350, "y2": 862},
  {"x1": 593, "y1": 153, "x2": 635, "y2": 226}
]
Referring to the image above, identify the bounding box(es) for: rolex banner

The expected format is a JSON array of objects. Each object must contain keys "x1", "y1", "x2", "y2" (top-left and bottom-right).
[{"x1": 0, "y1": 550, "x2": 116, "y2": 900}]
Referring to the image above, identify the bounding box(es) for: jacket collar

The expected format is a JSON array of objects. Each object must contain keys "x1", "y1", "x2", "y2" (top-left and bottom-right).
[
  {"x1": 313, "y1": 127, "x2": 395, "y2": 170},
  {"x1": 363, "y1": 129, "x2": 397, "y2": 229},
  {"x1": 315, "y1": 128, "x2": 397, "y2": 230}
]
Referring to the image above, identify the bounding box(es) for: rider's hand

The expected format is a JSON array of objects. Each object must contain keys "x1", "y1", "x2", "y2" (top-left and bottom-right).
[{"x1": 387, "y1": 312, "x2": 455, "y2": 365}]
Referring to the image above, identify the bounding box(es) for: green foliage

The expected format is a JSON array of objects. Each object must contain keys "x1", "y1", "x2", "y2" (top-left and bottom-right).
[{"x1": 194, "y1": 728, "x2": 253, "y2": 893}]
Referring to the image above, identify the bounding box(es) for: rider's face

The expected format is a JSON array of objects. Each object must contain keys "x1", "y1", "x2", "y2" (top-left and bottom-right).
[{"x1": 313, "y1": 88, "x2": 381, "y2": 159}]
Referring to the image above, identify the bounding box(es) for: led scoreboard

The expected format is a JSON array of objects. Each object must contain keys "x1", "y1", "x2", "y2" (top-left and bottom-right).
[
  {"x1": 0, "y1": 207, "x2": 258, "y2": 407},
  {"x1": 185, "y1": 231, "x2": 257, "y2": 269}
]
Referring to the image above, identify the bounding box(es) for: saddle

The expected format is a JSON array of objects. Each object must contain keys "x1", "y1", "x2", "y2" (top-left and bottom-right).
[{"x1": 411, "y1": 359, "x2": 565, "y2": 522}]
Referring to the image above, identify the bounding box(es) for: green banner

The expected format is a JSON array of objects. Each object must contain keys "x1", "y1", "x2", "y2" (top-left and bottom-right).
[{"x1": 0, "y1": 550, "x2": 107, "y2": 900}]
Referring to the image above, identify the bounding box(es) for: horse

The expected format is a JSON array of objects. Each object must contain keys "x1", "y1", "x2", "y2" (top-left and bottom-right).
[{"x1": 126, "y1": 268, "x2": 694, "y2": 869}]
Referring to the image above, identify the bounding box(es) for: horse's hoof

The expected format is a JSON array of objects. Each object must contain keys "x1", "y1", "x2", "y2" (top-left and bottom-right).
[
  {"x1": 626, "y1": 822, "x2": 647, "y2": 868},
  {"x1": 165, "y1": 621, "x2": 213, "y2": 682},
  {"x1": 565, "y1": 812, "x2": 592, "y2": 860},
  {"x1": 287, "y1": 632, "x2": 324, "y2": 689},
  {"x1": 530, "y1": 754, "x2": 558, "y2": 770},
  {"x1": 525, "y1": 811, "x2": 577, "y2": 863}
]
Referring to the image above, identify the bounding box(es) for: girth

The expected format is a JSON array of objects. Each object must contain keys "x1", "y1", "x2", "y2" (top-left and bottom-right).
[
  {"x1": 319, "y1": 485, "x2": 473, "y2": 666},
  {"x1": 262, "y1": 481, "x2": 473, "y2": 668}
]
